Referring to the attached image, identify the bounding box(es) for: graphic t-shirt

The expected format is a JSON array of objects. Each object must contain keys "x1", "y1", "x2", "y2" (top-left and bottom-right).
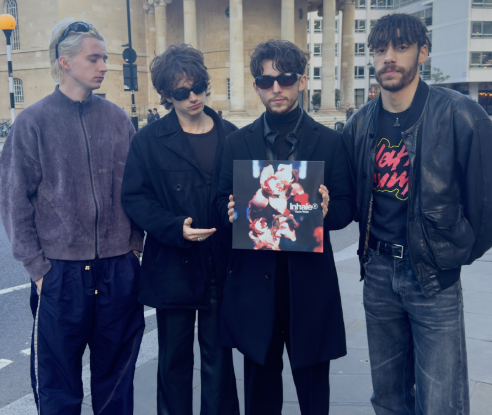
[{"x1": 370, "y1": 107, "x2": 411, "y2": 246}]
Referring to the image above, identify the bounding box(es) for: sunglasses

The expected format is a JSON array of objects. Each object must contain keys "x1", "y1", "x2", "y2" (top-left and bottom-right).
[
  {"x1": 56, "y1": 22, "x2": 93, "y2": 59},
  {"x1": 170, "y1": 80, "x2": 208, "y2": 101},
  {"x1": 254, "y1": 73, "x2": 301, "y2": 90}
]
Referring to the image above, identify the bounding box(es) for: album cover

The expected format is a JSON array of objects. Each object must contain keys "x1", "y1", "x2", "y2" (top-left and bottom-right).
[{"x1": 233, "y1": 160, "x2": 325, "y2": 253}]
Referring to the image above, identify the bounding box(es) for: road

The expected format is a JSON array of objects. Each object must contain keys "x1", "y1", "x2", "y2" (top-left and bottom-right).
[{"x1": 0, "y1": 222, "x2": 359, "y2": 410}]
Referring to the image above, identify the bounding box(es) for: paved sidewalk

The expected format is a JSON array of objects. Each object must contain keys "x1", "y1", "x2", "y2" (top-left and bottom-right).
[{"x1": 77, "y1": 249, "x2": 491, "y2": 414}]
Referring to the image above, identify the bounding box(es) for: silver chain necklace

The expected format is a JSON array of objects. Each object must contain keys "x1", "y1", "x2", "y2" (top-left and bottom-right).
[
  {"x1": 200, "y1": 114, "x2": 206, "y2": 134},
  {"x1": 382, "y1": 102, "x2": 412, "y2": 128}
]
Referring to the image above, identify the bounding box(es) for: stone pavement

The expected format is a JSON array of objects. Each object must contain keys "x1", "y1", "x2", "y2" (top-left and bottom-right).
[{"x1": 79, "y1": 249, "x2": 492, "y2": 415}]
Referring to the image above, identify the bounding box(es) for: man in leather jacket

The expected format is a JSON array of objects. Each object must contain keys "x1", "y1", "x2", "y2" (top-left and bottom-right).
[{"x1": 343, "y1": 14, "x2": 492, "y2": 415}]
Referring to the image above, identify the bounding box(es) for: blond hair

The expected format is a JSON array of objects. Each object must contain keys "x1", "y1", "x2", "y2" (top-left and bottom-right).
[{"x1": 49, "y1": 18, "x2": 105, "y2": 84}]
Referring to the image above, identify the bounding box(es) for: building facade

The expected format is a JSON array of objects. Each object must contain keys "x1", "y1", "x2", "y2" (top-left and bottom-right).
[
  {"x1": 0, "y1": 0, "x2": 314, "y2": 121},
  {"x1": 307, "y1": 0, "x2": 492, "y2": 114}
]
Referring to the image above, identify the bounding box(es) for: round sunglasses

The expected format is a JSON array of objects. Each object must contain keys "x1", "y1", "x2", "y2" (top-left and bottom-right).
[
  {"x1": 170, "y1": 80, "x2": 208, "y2": 101},
  {"x1": 255, "y1": 73, "x2": 302, "y2": 90}
]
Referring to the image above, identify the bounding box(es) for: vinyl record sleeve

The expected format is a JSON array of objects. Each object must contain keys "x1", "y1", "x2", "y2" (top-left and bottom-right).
[{"x1": 233, "y1": 160, "x2": 325, "y2": 252}]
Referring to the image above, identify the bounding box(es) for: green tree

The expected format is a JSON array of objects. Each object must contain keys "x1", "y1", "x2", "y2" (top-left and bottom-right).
[
  {"x1": 431, "y1": 67, "x2": 450, "y2": 85},
  {"x1": 311, "y1": 92, "x2": 321, "y2": 108}
]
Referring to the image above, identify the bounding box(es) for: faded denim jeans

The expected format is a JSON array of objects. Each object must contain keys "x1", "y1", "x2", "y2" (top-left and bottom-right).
[{"x1": 363, "y1": 248, "x2": 469, "y2": 415}]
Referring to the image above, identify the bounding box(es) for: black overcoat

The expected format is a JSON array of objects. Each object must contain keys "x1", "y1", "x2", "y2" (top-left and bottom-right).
[
  {"x1": 217, "y1": 112, "x2": 356, "y2": 370},
  {"x1": 121, "y1": 106, "x2": 236, "y2": 309}
]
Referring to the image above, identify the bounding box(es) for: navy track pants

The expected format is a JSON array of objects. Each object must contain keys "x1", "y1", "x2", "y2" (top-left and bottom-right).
[{"x1": 29, "y1": 251, "x2": 145, "y2": 415}]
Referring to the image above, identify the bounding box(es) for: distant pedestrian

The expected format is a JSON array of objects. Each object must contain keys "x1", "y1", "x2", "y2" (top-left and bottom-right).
[
  {"x1": 153, "y1": 107, "x2": 160, "y2": 120},
  {"x1": 217, "y1": 110, "x2": 223, "y2": 119},
  {"x1": 344, "y1": 13, "x2": 492, "y2": 415},
  {"x1": 345, "y1": 103, "x2": 354, "y2": 120},
  {"x1": 0, "y1": 18, "x2": 144, "y2": 414},
  {"x1": 147, "y1": 108, "x2": 155, "y2": 123}
]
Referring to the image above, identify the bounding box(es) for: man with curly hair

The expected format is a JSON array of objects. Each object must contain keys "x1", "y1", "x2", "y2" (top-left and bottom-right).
[{"x1": 121, "y1": 44, "x2": 239, "y2": 415}]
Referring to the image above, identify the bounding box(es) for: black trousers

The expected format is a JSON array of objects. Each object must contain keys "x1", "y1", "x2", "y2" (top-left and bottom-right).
[
  {"x1": 156, "y1": 275, "x2": 239, "y2": 415},
  {"x1": 244, "y1": 255, "x2": 331, "y2": 415},
  {"x1": 29, "y1": 252, "x2": 144, "y2": 415}
]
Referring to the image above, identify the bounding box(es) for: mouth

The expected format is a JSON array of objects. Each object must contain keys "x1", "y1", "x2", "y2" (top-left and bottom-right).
[
  {"x1": 94, "y1": 77, "x2": 104, "y2": 82},
  {"x1": 189, "y1": 103, "x2": 202, "y2": 110},
  {"x1": 271, "y1": 98, "x2": 286, "y2": 105},
  {"x1": 383, "y1": 69, "x2": 400, "y2": 76}
]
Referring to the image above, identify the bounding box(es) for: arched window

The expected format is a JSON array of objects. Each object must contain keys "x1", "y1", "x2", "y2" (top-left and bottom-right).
[
  {"x1": 5, "y1": 0, "x2": 20, "y2": 50},
  {"x1": 14, "y1": 78, "x2": 23, "y2": 103}
]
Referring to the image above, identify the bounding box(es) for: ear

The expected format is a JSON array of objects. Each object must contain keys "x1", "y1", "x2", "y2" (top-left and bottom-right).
[
  {"x1": 298, "y1": 74, "x2": 307, "y2": 92},
  {"x1": 418, "y1": 44, "x2": 429, "y2": 65},
  {"x1": 59, "y1": 56, "x2": 71, "y2": 72},
  {"x1": 253, "y1": 80, "x2": 260, "y2": 96}
]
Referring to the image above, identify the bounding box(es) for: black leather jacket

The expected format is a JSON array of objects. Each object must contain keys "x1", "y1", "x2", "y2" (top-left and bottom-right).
[{"x1": 343, "y1": 80, "x2": 492, "y2": 297}]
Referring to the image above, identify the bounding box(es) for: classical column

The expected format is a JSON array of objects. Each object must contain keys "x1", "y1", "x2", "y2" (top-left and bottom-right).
[
  {"x1": 229, "y1": 0, "x2": 246, "y2": 114},
  {"x1": 183, "y1": 0, "x2": 197, "y2": 47},
  {"x1": 340, "y1": 0, "x2": 356, "y2": 109},
  {"x1": 154, "y1": 0, "x2": 169, "y2": 55},
  {"x1": 144, "y1": 5, "x2": 156, "y2": 58},
  {"x1": 281, "y1": 0, "x2": 295, "y2": 43},
  {"x1": 319, "y1": 0, "x2": 338, "y2": 112}
]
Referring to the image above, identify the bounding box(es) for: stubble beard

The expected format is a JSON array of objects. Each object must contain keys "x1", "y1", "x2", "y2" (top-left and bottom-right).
[{"x1": 375, "y1": 56, "x2": 419, "y2": 93}]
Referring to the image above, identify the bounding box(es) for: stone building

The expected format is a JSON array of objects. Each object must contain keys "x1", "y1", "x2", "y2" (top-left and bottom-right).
[{"x1": 0, "y1": 0, "x2": 354, "y2": 121}]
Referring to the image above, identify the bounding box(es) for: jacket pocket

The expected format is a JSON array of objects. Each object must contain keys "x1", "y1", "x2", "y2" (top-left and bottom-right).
[{"x1": 422, "y1": 204, "x2": 474, "y2": 270}]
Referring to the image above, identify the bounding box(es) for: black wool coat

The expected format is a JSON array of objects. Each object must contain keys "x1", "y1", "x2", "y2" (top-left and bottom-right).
[
  {"x1": 121, "y1": 106, "x2": 237, "y2": 309},
  {"x1": 217, "y1": 112, "x2": 356, "y2": 370}
]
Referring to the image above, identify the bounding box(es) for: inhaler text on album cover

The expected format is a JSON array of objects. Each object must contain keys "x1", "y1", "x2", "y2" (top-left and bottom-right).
[{"x1": 233, "y1": 160, "x2": 325, "y2": 252}]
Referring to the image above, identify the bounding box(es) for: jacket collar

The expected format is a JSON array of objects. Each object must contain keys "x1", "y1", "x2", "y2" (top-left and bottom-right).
[
  {"x1": 245, "y1": 111, "x2": 320, "y2": 161},
  {"x1": 370, "y1": 78, "x2": 430, "y2": 138},
  {"x1": 52, "y1": 85, "x2": 97, "y2": 113}
]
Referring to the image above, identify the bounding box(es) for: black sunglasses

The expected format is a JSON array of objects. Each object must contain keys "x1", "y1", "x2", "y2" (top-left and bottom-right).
[
  {"x1": 255, "y1": 73, "x2": 301, "y2": 90},
  {"x1": 170, "y1": 80, "x2": 208, "y2": 101},
  {"x1": 56, "y1": 22, "x2": 93, "y2": 59}
]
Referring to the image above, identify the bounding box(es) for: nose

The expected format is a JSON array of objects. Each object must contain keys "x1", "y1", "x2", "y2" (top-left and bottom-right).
[
  {"x1": 189, "y1": 91, "x2": 198, "y2": 102},
  {"x1": 383, "y1": 47, "x2": 397, "y2": 65},
  {"x1": 100, "y1": 60, "x2": 108, "y2": 74},
  {"x1": 272, "y1": 80, "x2": 282, "y2": 93}
]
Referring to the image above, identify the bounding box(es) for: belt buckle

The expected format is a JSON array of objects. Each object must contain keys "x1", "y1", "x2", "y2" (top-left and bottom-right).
[{"x1": 393, "y1": 244, "x2": 404, "y2": 259}]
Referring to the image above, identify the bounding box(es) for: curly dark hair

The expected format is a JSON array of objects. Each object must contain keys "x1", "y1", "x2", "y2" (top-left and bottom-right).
[
  {"x1": 150, "y1": 44, "x2": 210, "y2": 110},
  {"x1": 250, "y1": 40, "x2": 307, "y2": 79},
  {"x1": 368, "y1": 13, "x2": 432, "y2": 51}
]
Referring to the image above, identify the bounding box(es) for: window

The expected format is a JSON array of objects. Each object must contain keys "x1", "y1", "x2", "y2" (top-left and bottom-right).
[
  {"x1": 370, "y1": 20, "x2": 377, "y2": 30},
  {"x1": 355, "y1": 89, "x2": 365, "y2": 108},
  {"x1": 227, "y1": 79, "x2": 230, "y2": 100},
  {"x1": 14, "y1": 78, "x2": 23, "y2": 103},
  {"x1": 411, "y1": 8, "x2": 433, "y2": 27},
  {"x1": 307, "y1": 65, "x2": 310, "y2": 80},
  {"x1": 354, "y1": 66, "x2": 365, "y2": 79},
  {"x1": 369, "y1": 66, "x2": 375, "y2": 77},
  {"x1": 6, "y1": 0, "x2": 20, "y2": 50},
  {"x1": 370, "y1": 0, "x2": 394, "y2": 9},
  {"x1": 314, "y1": 43, "x2": 322, "y2": 56},
  {"x1": 419, "y1": 59, "x2": 431, "y2": 79},
  {"x1": 335, "y1": 19, "x2": 339, "y2": 33},
  {"x1": 307, "y1": 20, "x2": 310, "y2": 33},
  {"x1": 313, "y1": 67, "x2": 321, "y2": 80},
  {"x1": 335, "y1": 43, "x2": 338, "y2": 57},
  {"x1": 356, "y1": 0, "x2": 366, "y2": 9},
  {"x1": 355, "y1": 20, "x2": 366, "y2": 33},
  {"x1": 335, "y1": 66, "x2": 338, "y2": 80},
  {"x1": 473, "y1": 0, "x2": 492, "y2": 7},
  {"x1": 314, "y1": 20, "x2": 322, "y2": 33},
  {"x1": 471, "y1": 52, "x2": 492, "y2": 68},
  {"x1": 472, "y1": 22, "x2": 492, "y2": 37},
  {"x1": 355, "y1": 43, "x2": 366, "y2": 56}
]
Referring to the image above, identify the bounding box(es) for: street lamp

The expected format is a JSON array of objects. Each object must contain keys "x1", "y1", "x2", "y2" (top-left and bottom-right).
[
  {"x1": 0, "y1": 14, "x2": 16, "y2": 123},
  {"x1": 366, "y1": 61, "x2": 373, "y2": 104}
]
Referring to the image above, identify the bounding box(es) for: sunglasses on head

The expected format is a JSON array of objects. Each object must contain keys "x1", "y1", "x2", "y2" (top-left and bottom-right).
[
  {"x1": 56, "y1": 22, "x2": 93, "y2": 59},
  {"x1": 254, "y1": 73, "x2": 301, "y2": 90},
  {"x1": 170, "y1": 80, "x2": 208, "y2": 101}
]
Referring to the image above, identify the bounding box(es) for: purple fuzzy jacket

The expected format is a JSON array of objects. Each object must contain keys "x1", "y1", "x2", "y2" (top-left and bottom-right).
[{"x1": 0, "y1": 87, "x2": 144, "y2": 281}]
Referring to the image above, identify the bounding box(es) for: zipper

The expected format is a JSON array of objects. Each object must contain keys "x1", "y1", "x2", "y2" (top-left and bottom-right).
[
  {"x1": 79, "y1": 103, "x2": 99, "y2": 260},
  {"x1": 362, "y1": 138, "x2": 377, "y2": 256}
]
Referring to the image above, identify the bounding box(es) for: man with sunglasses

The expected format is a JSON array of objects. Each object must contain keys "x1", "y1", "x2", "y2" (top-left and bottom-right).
[
  {"x1": 121, "y1": 44, "x2": 240, "y2": 415},
  {"x1": 217, "y1": 40, "x2": 355, "y2": 414},
  {"x1": 0, "y1": 19, "x2": 144, "y2": 414}
]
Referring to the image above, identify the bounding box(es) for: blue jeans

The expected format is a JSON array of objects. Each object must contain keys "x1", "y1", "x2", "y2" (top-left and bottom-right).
[{"x1": 363, "y1": 248, "x2": 469, "y2": 415}]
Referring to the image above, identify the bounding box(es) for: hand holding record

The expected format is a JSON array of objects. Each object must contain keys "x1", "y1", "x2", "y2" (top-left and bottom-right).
[
  {"x1": 183, "y1": 217, "x2": 216, "y2": 242},
  {"x1": 319, "y1": 185, "x2": 330, "y2": 218}
]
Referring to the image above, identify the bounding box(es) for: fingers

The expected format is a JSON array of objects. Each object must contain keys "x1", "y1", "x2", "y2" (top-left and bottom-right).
[
  {"x1": 184, "y1": 228, "x2": 217, "y2": 242},
  {"x1": 184, "y1": 217, "x2": 193, "y2": 226},
  {"x1": 228, "y1": 195, "x2": 236, "y2": 223},
  {"x1": 319, "y1": 186, "x2": 329, "y2": 218}
]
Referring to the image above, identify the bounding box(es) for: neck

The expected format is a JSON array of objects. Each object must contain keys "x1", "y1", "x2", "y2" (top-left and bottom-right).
[
  {"x1": 381, "y1": 76, "x2": 420, "y2": 113},
  {"x1": 266, "y1": 103, "x2": 300, "y2": 119},
  {"x1": 176, "y1": 108, "x2": 206, "y2": 133},
  {"x1": 59, "y1": 79, "x2": 92, "y2": 103}
]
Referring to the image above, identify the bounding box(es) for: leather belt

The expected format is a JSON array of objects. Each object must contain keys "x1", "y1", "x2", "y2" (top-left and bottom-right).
[{"x1": 368, "y1": 235, "x2": 406, "y2": 259}]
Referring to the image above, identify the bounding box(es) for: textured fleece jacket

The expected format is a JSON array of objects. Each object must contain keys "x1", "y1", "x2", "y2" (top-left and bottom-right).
[{"x1": 0, "y1": 87, "x2": 144, "y2": 282}]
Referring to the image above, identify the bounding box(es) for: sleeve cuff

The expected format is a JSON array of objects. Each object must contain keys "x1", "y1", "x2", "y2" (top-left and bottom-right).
[{"x1": 24, "y1": 254, "x2": 52, "y2": 282}]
